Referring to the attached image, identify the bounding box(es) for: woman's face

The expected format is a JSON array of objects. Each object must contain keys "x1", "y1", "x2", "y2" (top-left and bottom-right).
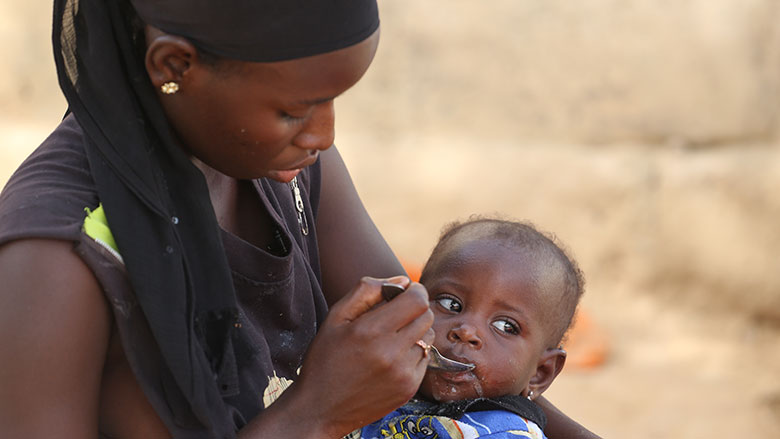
[{"x1": 156, "y1": 30, "x2": 379, "y2": 182}]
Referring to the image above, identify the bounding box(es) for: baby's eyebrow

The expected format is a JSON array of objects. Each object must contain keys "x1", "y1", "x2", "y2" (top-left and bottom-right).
[
  {"x1": 428, "y1": 277, "x2": 466, "y2": 292},
  {"x1": 494, "y1": 298, "x2": 526, "y2": 320}
]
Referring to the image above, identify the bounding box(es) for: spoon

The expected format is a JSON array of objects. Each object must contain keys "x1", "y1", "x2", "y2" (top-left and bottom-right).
[{"x1": 381, "y1": 283, "x2": 476, "y2": 372}]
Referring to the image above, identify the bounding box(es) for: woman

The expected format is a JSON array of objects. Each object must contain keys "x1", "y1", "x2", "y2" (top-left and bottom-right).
[{"x1": 0, "y1": 0, "x2": 597, "y2": 437}]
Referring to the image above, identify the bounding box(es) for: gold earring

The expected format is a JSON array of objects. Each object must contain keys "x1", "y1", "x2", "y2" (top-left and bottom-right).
[{"x1": 161, "y1": 82, "x2": 180, "y2": 95}]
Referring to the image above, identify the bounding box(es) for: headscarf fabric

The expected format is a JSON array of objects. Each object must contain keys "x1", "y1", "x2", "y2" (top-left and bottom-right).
[
  {"x1": 52, "y1": 0, "x2": 378, "y2": 436},
  {"x1": 132, "y1": 0, "x2": 380, "y2": 62}
]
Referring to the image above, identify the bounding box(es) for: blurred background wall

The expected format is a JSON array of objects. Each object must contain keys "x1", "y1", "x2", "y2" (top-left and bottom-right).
[{"x1": 2, "y1": 0, "x2": 779, "y2": 437}]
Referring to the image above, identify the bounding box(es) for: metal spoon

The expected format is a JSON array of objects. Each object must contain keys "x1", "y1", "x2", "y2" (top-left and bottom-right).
[{"x1": 381, "y1": 283, "x2": 475, "y2": 372}]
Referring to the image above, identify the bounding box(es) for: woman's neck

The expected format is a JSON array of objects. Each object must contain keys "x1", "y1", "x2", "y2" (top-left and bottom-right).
[{"x1": 193, "y1": 159, "x2": 277, "y2": 250}]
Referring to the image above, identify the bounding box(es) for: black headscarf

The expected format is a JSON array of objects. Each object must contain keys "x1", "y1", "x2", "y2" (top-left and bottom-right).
[
  {"x1": 52, "y1": 0, "x2": 378, "y2": 436},
  {"x1": 132, "y1": 0, "x2": 379, "y2": 62}
]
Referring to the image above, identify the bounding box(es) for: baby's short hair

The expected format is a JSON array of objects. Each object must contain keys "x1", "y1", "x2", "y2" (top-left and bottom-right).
[{"x1": 420, "y1": 216, "x2": 585, "y2": 346}]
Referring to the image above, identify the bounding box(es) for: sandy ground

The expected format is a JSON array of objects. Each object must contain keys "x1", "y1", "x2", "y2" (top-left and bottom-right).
[{"x1": 2, "y1": 1, "x2": 780, "y2": 438}]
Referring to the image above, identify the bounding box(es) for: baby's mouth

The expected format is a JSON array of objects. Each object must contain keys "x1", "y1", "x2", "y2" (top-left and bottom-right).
[
  {"x1": 434, "y1": 351, "x2": 478, "y2": 382},
  {"x1": 438, "y1": 369, "x2": 476, "y2": 383}
]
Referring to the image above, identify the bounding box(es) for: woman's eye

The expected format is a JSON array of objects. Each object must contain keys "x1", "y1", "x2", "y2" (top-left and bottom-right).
[
  {"x1": 435, "y1": 296, "x2": 462, "y2": 312},
  {"x1": 280, "y1": 111, "x2": 307, "y2": 124},
  {"x1": 491, "y1": 319, "x2": 519, "y2": 335}
]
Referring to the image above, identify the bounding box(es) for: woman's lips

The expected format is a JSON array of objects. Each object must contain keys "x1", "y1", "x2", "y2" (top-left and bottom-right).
[
  {"x1": 285, "y1": 153, "x2": 318, "y2": 172},
  {"x1": 268, "y1": 153, "x2": 319, "y2": 182}
]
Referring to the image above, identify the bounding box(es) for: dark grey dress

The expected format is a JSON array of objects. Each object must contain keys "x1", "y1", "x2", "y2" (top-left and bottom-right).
[{"x1": 0, "y1": 115, "x2": 329, "y2": 436}]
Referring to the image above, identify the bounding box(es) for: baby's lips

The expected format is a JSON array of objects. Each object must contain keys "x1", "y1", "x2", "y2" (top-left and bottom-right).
[
  {"x1": 438, "y1": 349, "x2": 476, "y2": 369},
  {"x1": 437, "y1": 367, "x2": 477, "y2": 383}
]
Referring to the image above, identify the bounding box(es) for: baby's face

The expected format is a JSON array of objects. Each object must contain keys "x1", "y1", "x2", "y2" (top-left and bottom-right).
[{"x1": 418, "y1": 238, "x2": 557, "y2": 402}]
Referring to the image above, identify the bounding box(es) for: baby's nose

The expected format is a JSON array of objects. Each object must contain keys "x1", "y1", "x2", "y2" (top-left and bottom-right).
[{"x1": 447, "y1": 323, "x2": 482, "y2": 349}]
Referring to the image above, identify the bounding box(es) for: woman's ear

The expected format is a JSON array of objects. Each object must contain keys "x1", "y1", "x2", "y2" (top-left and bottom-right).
[
  {"x1": 527, "y1": 348, "x2": 567, "y2": 399},
  {"x1": 144, "y1": 25, "x2": 199, "y2": 91}
]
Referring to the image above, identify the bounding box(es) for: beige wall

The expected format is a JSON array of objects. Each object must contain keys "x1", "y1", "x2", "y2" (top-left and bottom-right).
[
  {"x1": 334, "y1": 2, "x2": 780, "y2": 435},
  {"x1": 333, "y1": 0, "x2": 780, "y2": 322},
  {"x1": 343, "y1": 0, "x2": 780, "y2": 144}
]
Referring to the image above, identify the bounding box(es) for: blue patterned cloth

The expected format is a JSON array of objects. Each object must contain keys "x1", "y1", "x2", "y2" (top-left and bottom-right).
[{"x1": 356, "y1": 400, "x2": 547, "y2": 439}]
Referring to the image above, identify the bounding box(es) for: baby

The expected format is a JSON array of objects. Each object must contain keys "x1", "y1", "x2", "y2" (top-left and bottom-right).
[{"x1": 358, "y1": 217, "x2": 584, "y2": 439}]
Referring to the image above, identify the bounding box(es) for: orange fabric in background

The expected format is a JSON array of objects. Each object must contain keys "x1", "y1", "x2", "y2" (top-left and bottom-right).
[
  {"x1": 562, "y1": 309, "x2": 609, "y2": 370},
  {"x1": 402, "y1": 260, "x2": 422, "y2": 283}
]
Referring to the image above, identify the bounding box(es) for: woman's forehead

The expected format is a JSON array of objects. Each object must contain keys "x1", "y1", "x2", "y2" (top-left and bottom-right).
[{"x1": 226, "y1": 30, "x2": 380, "y2": 103}]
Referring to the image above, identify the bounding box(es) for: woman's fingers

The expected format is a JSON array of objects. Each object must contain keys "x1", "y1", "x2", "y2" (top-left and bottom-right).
[
  {"x1": 327, "y1": 277, "x2": 432, "y2": 340},
  {"x1": 407, "y1": 335, "x2": 435, "y2": 372},
  {"x1": 360, "y1": 282, "x2": 431, "y2": 332},
  {"x1": 325, "y1": 280, "x2": 433, "y2": 367},
  {"x1": 327, "y1": 276, "x2": 411, "y2": 324},
  {"x1": 294, "y1": 277, "x2": 434, "y2": 431},
  {"x1": 396, "y1": 305, "x2": 434, "y2": 347}
]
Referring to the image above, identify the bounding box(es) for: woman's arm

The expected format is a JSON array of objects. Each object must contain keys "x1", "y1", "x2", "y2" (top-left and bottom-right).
[
  {"x1": 0, "y1": 240, "x2": 431, "y2": 439},
  {"x1": 0, "y1": 239, "x2": 111, "y2": 439},
  {"x1": 536, "y1": 396, "x2": 602, "y2": 439},
  {"x1": 315, "y1": 146, "x2": 406, "y2": 305}
]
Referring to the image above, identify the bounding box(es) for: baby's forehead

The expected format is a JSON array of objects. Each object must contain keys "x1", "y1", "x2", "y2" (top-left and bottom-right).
[
  {"x1": 428, "y1": 233, "x2": 566, "y2": 301},
  {"x1": 435, "y1": 230, "x2": 535, "y2": 268},
  {"x1": 430, "y1": 239, "x2": 537, "y2": 284}
]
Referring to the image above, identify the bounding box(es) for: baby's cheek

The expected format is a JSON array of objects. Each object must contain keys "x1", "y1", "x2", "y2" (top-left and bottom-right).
[
  {"x1": 468, "y1": 373, "x2": 502, "y2": 399},
  {"x1": 489, "y1": 360, "x2": 531, "y2": 396}
]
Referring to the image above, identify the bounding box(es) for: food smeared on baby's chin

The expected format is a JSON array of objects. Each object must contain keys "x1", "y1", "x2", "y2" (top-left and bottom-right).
[{"x1": 427, "y1": 370, "x2": 485, "y2": 401}]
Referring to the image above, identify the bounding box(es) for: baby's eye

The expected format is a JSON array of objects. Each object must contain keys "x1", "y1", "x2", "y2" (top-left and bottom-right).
[
  {"x1": 491, "y1": 319, "x2": 520, "y2": 335},
  {"x1": 435, "y1": 296, "x2": 462, "y2": 313}
]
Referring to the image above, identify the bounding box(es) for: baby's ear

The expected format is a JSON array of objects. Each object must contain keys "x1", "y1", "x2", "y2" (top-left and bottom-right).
[{"x1": 527, "y1": 348, "x2": 567, "y2": 399}]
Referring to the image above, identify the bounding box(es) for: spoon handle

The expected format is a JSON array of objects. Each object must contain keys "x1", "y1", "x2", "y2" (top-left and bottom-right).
[{"x1": 381, "y1": 283, "x2": 407, "y2": 302}]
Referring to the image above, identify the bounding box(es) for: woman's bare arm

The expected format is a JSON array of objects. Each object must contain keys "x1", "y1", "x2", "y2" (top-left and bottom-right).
[
  {"x1": 537, "y1": 395, "x2": 602, "y2": 439},
  {"x1": 316, "y1": 146, "x2": 406, "y2": 305},
  {"x1": 0, "y1": 239, "x2": 111, "y2": 439}
]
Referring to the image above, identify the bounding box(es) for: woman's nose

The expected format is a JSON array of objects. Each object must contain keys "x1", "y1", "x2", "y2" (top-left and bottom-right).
[
  {"x1": 293, "y1": 101, "x2": 335, "y2": 152},
  {"x1": 447, "y1": 323, "x2": 482, "y2": 349}
]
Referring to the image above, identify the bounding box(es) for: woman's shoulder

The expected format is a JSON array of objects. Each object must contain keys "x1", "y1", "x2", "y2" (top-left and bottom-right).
[
  {"x1": 0, "y1": 237, "x2": 112, "y2": 438},
  {"x1": 8, "y1": 113, "x2": 88, "y2": 173},
  {"x1": 0, "y1": 114, "x2": 99, "y2": 246}
]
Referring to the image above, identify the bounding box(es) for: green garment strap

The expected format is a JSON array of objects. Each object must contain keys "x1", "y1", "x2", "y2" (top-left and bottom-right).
[{"x1": 83, "y1": 203, "x2": 124, "y2": 263}]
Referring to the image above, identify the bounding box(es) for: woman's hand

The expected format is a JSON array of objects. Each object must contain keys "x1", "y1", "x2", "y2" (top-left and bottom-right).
[
  {"x1": 303, "y1": 276, "x2": 434, "y2": 436},
  {"x1": 245, "y1": 276, "x2": 434, "y2": 438}
]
